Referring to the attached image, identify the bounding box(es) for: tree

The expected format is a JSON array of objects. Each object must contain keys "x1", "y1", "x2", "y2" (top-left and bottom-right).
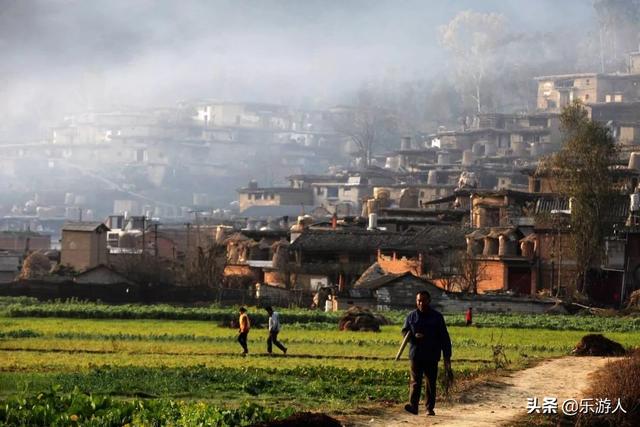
[
  {"x1": 549, "y1": 101, "x2": 618, "y2": 294},
  {"x1": 457, "y1": 252, "x2": 488, "y2": 294},
  {"x1": 331, "y1": 90, "x2": 398, "y2": 168},
  {"x1": 439, "y1": 11, "x2": 508, "y2": 114},
  {"x1": 118, "y1": 254, "x2": 175, "y2": 287},
  {"x1": 594, "y1": 0, "x2": 640, "y2": 72},
  {"x1": 183, "y1": 244, "x2": 227, "y2": 288}
]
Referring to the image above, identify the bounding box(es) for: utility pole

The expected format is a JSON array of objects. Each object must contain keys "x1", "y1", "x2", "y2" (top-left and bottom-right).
[
  {"x1": 186, "y1": 222, "x2": 192, "y2": 259},
  {"x1": 141, "y1": 216, "x2": 146, "y2": 257},
  {"x1": 154, "y1": 223, "x2": 159, "y2": 257}
]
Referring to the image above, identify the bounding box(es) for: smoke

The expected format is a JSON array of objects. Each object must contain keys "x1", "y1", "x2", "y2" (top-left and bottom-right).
[{"x1": 0, "y1": 0, "x2": 595, "y2": 139}]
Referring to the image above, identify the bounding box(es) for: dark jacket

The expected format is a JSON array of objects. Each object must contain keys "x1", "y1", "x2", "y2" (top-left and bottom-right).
[{"x1": 402, "y1": 308, "x2": 452, "y2": 362}]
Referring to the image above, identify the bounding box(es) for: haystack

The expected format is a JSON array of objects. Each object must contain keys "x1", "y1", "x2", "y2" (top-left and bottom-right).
[
  {"x1": 572, "y1": 334, "x2": 626, "y2": 356},
  {"x1": 338, "y1": 306, "x2": 389, "y2": 332}
]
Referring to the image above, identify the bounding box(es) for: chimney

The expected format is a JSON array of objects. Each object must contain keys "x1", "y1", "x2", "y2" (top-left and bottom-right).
[
  {"x1": 400, "y1": 136, "x2": 412, "y2": 150},
  {"x1": 367, "y1": 213, "x2": 378, "y2": 230}
]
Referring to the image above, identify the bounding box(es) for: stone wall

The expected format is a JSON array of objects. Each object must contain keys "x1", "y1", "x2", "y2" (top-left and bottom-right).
[{"x1": 434, "y1": 293, "x2": 565, "y2": 314}]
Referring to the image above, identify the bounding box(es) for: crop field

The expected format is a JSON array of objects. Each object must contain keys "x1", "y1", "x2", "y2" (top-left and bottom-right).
[{"x1": 1, "y1": 298, "x2": 639, "y2": 425}]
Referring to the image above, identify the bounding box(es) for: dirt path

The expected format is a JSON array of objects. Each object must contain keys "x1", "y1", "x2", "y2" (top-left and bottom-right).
[{"x1": 340, "y1": 356, "x2": 615, "y2": 427}]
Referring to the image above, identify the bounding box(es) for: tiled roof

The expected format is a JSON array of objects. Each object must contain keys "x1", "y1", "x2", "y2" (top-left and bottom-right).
[
  {"x1": 62, "y1": 222, "x2": 110, "y2": 232},
  {"x1": 290, "y1": 226, "x2": 465, "y2": 253}
]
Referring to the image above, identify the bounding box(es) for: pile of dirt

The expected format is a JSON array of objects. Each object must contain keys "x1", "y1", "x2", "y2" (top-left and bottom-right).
[
  {"x1": 251, "y1": 412, "x2": 342, "y2": 427},
  {"x1": 338, "y1": 306, "x2": 389, "y2": 332},
  {"x1": 571, "y1": 334, "x2": 626, "y2": 356}
]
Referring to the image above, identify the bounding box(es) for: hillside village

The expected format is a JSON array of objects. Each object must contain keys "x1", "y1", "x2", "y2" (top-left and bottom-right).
[{"x1": 3, "y1": 50, "x2": 640, "y2": 312}]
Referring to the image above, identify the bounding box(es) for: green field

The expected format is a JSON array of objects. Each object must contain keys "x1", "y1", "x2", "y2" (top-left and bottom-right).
[{"x1": 1, "y1": 298, "x2": 639, "y2": 426}]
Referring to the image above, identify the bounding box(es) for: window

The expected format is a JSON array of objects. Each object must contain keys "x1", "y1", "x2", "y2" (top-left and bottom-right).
[
  {"x1": 327, "y1": 187, "x2": 339, "y2": 198},
  {"x1": 270, "y1": 193, "x2": 275, "y2": 200},
  {"x1": 584, "y1": 94, "x2": 589, "y2": 101},
  {"x1": 316, "y1": 187, "x2": 323, "y2": 195}
]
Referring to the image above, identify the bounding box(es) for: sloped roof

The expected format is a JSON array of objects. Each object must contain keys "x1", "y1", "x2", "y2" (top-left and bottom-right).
[
  {"x1": 62, "y1": 222, "x2": 110, "y2": 232},
  {"x1": 290, "y1": 226, "x2": 465, "y2": 253},
  {"x1": 240, "y1": 205, "x2": 315, "y2": 218},
  {"x1": 355, "y1": 271, "x2": 437, "y2": 291},
  {"x1": 353, "y1": 262, "x2": 387, "y2": 288},
  {"x1": 535, "y1": 195, "x2": 629, "y2": 221}
]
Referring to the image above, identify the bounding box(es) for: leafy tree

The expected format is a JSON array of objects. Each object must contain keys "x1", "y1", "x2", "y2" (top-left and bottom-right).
[{"x1": 550, "y1": 101, "x2": 618, "y2": 294}]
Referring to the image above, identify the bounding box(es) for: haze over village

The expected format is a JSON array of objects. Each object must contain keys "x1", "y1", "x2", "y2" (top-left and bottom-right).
[
  {"x1": 3, "y1": 2, "x2": 640, "y2": 427},
  {"x1": 0, "y1": 0, "x2": 639, "y2": 308}
]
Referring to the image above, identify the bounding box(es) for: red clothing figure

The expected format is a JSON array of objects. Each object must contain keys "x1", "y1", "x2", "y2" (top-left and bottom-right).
[{"x1": 465, "y1": 307, "x2": 473, "y2": 326}]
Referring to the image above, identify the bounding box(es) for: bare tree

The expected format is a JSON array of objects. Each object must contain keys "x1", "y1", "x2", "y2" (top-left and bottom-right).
[
  {"x1": 594, "y1": 0, "x2": 640, "y2": 72},
  {"x1": 457, "y1": 252, "x2": 488, "y2": 294},
  {"x1": 439, "y1": 11, "x2": 508, "y2": 114},
  {"x1": 434, "y1": 250, "x2": 464, "y2": 292},
  {"x1": 183, "y1": 244, "x2": 227, "y2": 288},
  {"x1": 331, "y1": 93, "x2": 398, "y2": 168}
]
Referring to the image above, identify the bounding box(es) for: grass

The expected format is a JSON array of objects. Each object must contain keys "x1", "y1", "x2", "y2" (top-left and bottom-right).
[{"x1": 1, "y1": 300, "x2": 640, "y2": 420}]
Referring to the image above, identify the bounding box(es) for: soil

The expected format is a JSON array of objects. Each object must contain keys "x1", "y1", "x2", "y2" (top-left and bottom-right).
[
  {"x1": 338, "y1": 356, "x2": 618, "y2": 427},
  {"x1": 253, "y1": 412, "x2": 342, "y2": 427}
]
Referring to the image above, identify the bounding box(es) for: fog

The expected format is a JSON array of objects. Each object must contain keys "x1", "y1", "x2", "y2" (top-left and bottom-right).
[{"x1": 0, "y1": 0, "x2": 596, "y2": 139}]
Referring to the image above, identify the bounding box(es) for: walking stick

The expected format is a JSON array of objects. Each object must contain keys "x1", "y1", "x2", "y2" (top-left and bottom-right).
[{"x1": 394, "y1": 331, "x2": 411, "y2": 361}]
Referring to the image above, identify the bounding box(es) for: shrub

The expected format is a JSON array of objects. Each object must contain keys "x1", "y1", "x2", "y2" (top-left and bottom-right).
[{"x1": 577, "y1": 349, "x2": 640, "y2": 426}]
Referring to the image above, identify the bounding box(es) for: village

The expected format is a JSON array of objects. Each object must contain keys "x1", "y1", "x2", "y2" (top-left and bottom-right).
[
  {"x1": 1, "y1": 2, "x2": 640, "y2": 426},
  {"x1": 2, "y1": 55, "x2": 640, "y2": 314}
]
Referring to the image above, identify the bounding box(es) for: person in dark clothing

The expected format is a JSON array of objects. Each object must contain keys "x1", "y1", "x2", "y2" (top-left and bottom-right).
[{"x1": 402, "y1": 290, "x2": 452, "y2": 416}]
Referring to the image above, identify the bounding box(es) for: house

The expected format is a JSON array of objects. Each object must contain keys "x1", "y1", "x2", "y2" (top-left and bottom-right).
[
  {"x1": 60, "y1": 222, "x2": 110, "y2": 271},
  {"x1": 0, "y1": 251, "x2": 21, "y2": 283},
  {"x1": 237, "y1": 181, "x2": 313, "y2": 213},
  {"x1": 587, "y1": 101, "x2": 640, "y2": 146},
  {"x1": 465, "y1": 227, "x2": 534, "y2": 294},
  {"x1": 289, "y1": 225, "x2": 465, "y2": 291},
  {"x1": 74, "y1": 264, "x2": 135, "y2": 285},
  {"x1": 535, "y1": 72, "x2": 640, "y2": 112},
  {"x1": 470, "y1": 190, "x2": 536, "y2": 228},
  {"x1": 0, "y1": 231, "x2": 51, "y2": 252},
  {"x1": 350, "y1": 271, "x2": 445, "y2": 310}
]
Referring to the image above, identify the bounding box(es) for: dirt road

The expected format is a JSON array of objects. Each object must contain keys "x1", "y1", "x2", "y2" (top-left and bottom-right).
[{"x1": 341, "y1": 356, "x2": 615, "y2": 427}]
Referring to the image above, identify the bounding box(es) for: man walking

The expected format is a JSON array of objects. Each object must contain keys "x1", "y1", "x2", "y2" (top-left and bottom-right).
[
  {"x1": 402, "y1": 290, "x2": 452, "y2": 416},
  {"x1": 237, "y1": 307, "x2": 250, "y2": 355},
  {"x1": 265, "y1": 306, "x2": 287, "y2": 355}
]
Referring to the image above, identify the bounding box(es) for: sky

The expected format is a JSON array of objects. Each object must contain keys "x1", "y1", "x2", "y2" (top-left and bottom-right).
[{"x1": 0, "y1": 0, "x2": 595, "y2": 137}]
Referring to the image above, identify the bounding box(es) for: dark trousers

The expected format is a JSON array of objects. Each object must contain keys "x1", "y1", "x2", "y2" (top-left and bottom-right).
[
  {"x1": 238, "y1": 332, "x2": 248, "y2": 353},
  {"x1": 409, "y1": 359, "x2": 439, "y2": 410},
  {"x1": 267, "y1": 331, "x2": 287, "y2": 353}
]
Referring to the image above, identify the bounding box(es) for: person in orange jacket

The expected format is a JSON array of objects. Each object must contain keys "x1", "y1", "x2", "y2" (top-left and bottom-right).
[{"x1": 237, "y1": 307, "x2": 250, "y2": 355}]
